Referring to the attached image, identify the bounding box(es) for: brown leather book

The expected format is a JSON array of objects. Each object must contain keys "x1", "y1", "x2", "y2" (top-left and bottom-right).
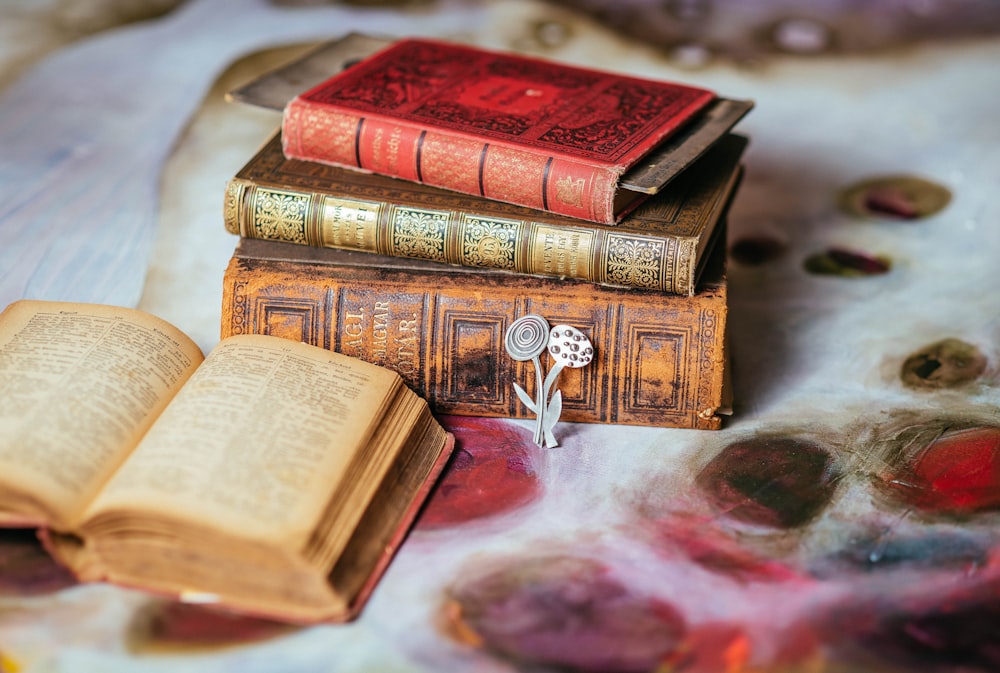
[
  {"x1": 225, "y1": 132, "x2": 745, "y2": 296},
  {"x1": 221, "y1": 237, "x2": 731, "y2": 430}
]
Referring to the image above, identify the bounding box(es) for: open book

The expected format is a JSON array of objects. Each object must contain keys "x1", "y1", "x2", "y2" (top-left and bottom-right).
[{"x1": 0, "y1": 300, "x2": 454, "y2": 623}]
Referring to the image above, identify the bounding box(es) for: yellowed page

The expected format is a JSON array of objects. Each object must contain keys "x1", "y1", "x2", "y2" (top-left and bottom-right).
[
  {"x1": 0, "y1": 300, "x2": 204, "y2": 528},
  {"x1": 84, "y1": 334, "x2": 400, "y2": 545}
]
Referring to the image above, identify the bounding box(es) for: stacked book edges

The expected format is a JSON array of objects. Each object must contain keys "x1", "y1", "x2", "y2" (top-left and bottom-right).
[{"x1": 222, "y1": 34, "x2": 753, "y2": 430}]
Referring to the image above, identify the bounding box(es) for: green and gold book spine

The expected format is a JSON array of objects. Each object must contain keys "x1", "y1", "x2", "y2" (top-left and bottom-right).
[
  {"x1": 221, "y1": 239, "x2": 731, "y2": 430},
  {"x1": 223, "y1": 134, "x2": 745, "y2": 296}
]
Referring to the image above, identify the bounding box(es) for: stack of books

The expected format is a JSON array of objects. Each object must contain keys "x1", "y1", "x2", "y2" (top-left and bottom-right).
[{"x1": 220, "y1": 34, "x2": 752, "y2": 431}]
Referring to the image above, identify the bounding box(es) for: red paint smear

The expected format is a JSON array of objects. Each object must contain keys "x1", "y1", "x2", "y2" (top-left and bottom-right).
[
  {"x1": 863, "y1": 186, "x2": 920, "y2": 219},
  {"x1": 663, "y1": 620, "x2": 822, "y2": 672},
  {"x1": 417, "y1": 416, "x2": 542, "y2": 529},
  {"x1": 141, "y1": 602, "x2": 293, "y2": 646},
  {"x1": 898, "y1": 427, "x2": 1000, "y2": 514},
  {"x1": 652, "y1": 515, "x2": 805, "y2": 584}
]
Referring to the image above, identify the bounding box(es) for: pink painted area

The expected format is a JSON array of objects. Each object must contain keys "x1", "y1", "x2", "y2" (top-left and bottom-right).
[{"x1": 417, "y1": 416, "x2": 542, "y2": 529}]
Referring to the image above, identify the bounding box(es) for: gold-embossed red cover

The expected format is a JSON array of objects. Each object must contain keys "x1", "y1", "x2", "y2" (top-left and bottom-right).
[
  {"x1": 221, "y1": 239, "x2": 730, "y2": 430},
  {"x1": 282, "y1": 39, "x2": 715, "y2": 224}
]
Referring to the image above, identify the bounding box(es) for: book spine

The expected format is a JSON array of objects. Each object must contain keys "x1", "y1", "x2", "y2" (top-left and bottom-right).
[
  {"x1": 281, "y1": 100, "x2": 620, "y2": 224},
  {"x1": 221, "y1": 251, "x2": 727, "y2": 430},
  {"x1": 223, "y1": 178, "x2": 698, "y2": 296}
]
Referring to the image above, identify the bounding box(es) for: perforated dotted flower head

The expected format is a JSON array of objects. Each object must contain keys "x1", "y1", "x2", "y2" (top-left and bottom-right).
[{"x1": 547, "y1": 325, "x2": 593, "y2": 368}]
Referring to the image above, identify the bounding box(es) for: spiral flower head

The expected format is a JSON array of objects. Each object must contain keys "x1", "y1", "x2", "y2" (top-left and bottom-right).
[
  {"x1": 547, "y1": 325, "x2": 594, "y2": 368},
  {"x1": 505, "y1": 315, "x2": 551, "y2": 362}
]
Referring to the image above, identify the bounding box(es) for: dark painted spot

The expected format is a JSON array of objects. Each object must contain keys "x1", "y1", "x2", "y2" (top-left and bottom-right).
[
  {"x1": 728, "y1": 236, "x2": 786, "y2": 265},
  {"x1": 839, "y1": 175, "x2": 951, "y2": 220},
  {"x1": 882, "y1": 426, "x2": 1000, "y2": 516},
  {"x1": 804, "y1": 248, "x2": 891, "y2": 276},
  {"x1": 417, "y1": 416, "x2": 542, "y2": 529},
  {"x1": 901, "y1": 338, "x2": 987, "y2": 389},
  {"x1": 445, "y1": 555, "x2": 686, "y2": 672},
  {"x1": 829, "y1": 579, "x2": 1000, "y2": 672},
  {"x1": 697, "y1": 436, "x2": 841, "y2": 528},
  {"x1": 810, "y1": 530, "x2": 990, "y2": 578},
  {"x1": 0, "y1": 529, "x2": 76, "y2": 595},
  {"x1": 129, "y1": 601, "x2": 296, "y2": 652}
]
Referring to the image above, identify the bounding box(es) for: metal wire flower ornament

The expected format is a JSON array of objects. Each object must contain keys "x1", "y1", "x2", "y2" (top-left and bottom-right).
[{"x1": 505, "y1": 315, "x2": 594, "y2": 448}]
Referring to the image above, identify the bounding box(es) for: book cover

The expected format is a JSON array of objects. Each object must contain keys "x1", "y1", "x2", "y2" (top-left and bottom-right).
[
  {"x1": 280, "y1": 38, "x2": 718, "y2": 224},
  {"x1": 225, "y1": 132, "x2": 745, "y2": 296},
  {"x1": 221, "y1": 239, "x2": 731, "y2": 430}
]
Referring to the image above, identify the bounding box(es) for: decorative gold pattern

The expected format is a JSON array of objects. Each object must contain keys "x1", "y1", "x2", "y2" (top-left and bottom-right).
[
  {"x1": 554, "y1": 175, "x2": 586, "y2": 208},
  {"x1": 461, "y1": 216, "x2": 519, "y2": 269},
  {"x1": 604, "y1": 235, "x2": 664, "y2": 289},
  {"x1": 251, "y1": 188, "x2": 309, "y2": 244},
  {"x1": 390, "y1": 207, "x2": 449, "y2": 261},
  {"x1": 294, "y1": 105, "x2": 359, "y2": 166},
  {"x1": 420, "y1": 133, "x2": 485, "y2": 194},
  {"x1": 223, "y1": 180, "x2": 246, "y2": 235},
  {"x1": 673, "y1": 239, "x2": 696, "y2": 295},
  {"x1": 229, "y1": 280, "x2": 249, "y2": 335},
  {"x1": 696, "y1": 308, "x2": 719, "y2": 411},
  {"x1": 482, "y1": 146, "x2": 547, "y2": 208}
]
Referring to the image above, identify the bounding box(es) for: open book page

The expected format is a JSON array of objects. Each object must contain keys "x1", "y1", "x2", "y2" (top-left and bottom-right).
[
  {"x1": 0, "y1": 301, "x2": 204, "y2": 529},
  {"x1": 82, "y1": 334, "x2": 401, "y2": 546}
]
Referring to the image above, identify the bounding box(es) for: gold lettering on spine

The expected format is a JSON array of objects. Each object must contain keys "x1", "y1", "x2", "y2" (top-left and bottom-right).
[
  {"x1": 343, "y1": 307, "x2": 365, "y2": 348},
  {"x1": 372, "y1": 301, "x2": 390, "y2": 363},
  {"x1": 339, "y1": 301, "x2": 407, "y2": 371},
  {"x1": 386, "y1": 127, "x2": 404, "y2": 174},
  {"x1": 318, "y1": 196, "x2": 382, "y2": 252},
  {"x1": 531, "y1": 225, "x2": 595, "y2": 280},
  {"x1": 396, "y1": 314, "x2": 420, "y2": 379}
]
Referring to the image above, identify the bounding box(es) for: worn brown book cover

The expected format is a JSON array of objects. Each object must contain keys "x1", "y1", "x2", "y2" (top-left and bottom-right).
[
  {"x1": 0, "y1": 300, "x2": 453, "y2": 624},
  {"x1": 225, "y1": 132, "x2": 745, "y2": 296},
  {"x1": 221, "y1": 239, "x2": 731, "y2": 430}
]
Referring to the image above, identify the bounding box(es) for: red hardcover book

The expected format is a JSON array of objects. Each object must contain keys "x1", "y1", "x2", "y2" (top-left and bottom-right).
[{"x1": 281, "y1": 38, "x2": 716, "y2": 224}]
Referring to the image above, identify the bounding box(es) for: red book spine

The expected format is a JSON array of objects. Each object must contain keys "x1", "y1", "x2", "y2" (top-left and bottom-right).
[{"x1": 282, "y1": 101, "x2": 620, "y2": 224}]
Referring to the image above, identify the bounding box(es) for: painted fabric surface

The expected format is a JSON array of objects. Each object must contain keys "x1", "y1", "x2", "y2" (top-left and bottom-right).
[{"x1": 0, "y1": 1, "x2": 998, "y2": 671}]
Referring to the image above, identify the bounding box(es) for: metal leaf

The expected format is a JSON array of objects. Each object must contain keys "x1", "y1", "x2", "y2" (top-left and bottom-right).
[{"x1": 513, "y1": 382, "x2": 538, "y2": 413}]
